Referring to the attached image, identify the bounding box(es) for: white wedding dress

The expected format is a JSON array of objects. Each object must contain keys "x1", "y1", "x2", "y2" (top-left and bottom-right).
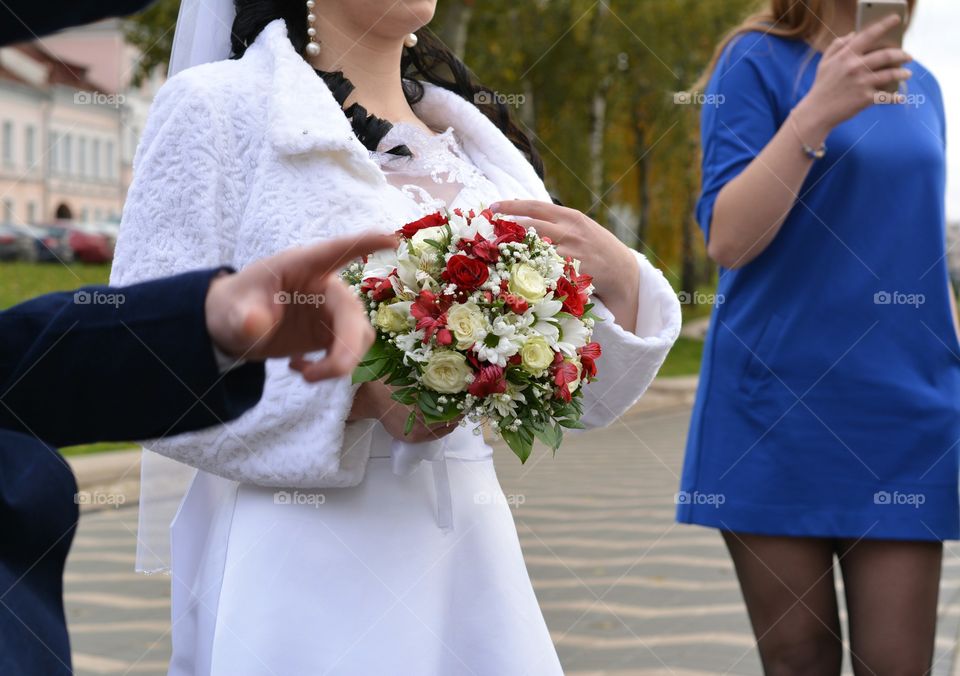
[{"x1": 161, "y1": 123, "x2": 672, "y2": 676}]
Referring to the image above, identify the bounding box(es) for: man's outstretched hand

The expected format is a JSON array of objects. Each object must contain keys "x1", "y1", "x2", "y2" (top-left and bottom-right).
[{"x1": 204, "y1": 233, "x2": 396, "y2": 382}]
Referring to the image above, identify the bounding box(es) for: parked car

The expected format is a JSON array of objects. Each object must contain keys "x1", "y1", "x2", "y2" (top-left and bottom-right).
[
  {"x1": 0, "y1": 224, "x2": 37, "y2": 262},
  {"x1": 26, "y1": 224, "x2": 75, "y2": 264},
  {"x1": 68, "y1": 224, "x2": 114, "y2": 264}
]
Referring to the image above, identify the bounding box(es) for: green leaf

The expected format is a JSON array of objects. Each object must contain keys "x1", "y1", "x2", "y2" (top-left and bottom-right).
[
  {"x1": 501, "y1": 427, "x2": 534, "y2": 464},
  {"x1": 390, "y1": 387, "x2": 418, "y2": 406},
  {"x1": 352, "y1": 359, "x2": 389, "y2": 384},
  {"x1": 532, "y1": 422, "x2": 562, "y2": 451},
  {"x1": 404, "y1": 411, "x2": 417, "y2": 436},
  {"x1": 558, "y1": 418, "x2": 586, "y2": 430}
]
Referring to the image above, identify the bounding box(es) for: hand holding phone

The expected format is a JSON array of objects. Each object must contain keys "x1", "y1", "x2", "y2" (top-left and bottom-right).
[
  {"x1": 793, "y1": 11, "x2": 912, "y2": 136},
  {"x1": 856, "y1": 0, "x2": 909, "y2": 93}
]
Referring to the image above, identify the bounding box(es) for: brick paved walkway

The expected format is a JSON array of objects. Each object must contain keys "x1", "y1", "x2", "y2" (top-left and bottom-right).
[{"x1": 65, "y1": 404, "x2": 960, "y2": 674}]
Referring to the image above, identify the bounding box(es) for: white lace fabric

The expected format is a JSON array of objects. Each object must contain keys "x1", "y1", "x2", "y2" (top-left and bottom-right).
[{"x1": 372, "y1": 123, "x2": 500, "y2": 213}]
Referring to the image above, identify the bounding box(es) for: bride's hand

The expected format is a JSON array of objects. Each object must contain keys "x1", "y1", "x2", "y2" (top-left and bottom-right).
[
  {"x1": 490, "y1": 200, "x2": 640, "y2": 329},
  {"x1": 349, "y1": 381, "x2": 461, "y2": 443}
]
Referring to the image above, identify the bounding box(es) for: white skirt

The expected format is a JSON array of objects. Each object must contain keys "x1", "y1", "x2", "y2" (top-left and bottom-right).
[{"x1": 165, "y1": 427, "x2": 562, "y2": 676}]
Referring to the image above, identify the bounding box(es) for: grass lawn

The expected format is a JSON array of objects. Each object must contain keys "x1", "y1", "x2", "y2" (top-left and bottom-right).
[
  {"x1": 658, "y1": 336, "x2": 705, "y2": 378},
  {"x1": 62, "y1": 442, "x2": 137, "y2": 457},
  {"x1": 0, "y1": 262, "x2": 111, "y2": 310}
]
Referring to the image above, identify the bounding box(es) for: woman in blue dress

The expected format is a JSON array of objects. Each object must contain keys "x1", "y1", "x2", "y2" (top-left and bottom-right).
[{"x1": 678, "y1": 0, "x2": 959, "y2": 672}]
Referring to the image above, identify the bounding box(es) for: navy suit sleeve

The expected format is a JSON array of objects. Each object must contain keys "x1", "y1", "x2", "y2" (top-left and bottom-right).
[
  {"x1": 0, "y1": 0, "x2": 154, "y2": 45},
  {"x1": 0, "y1": 268, "x2": 266, "y2": 448}
]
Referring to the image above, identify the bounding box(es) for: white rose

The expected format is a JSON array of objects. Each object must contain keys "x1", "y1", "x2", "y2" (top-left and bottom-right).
[
  {"x1": 446, "y1": 302, "x2": 489, "y2": 349},
  {"x1": 520, "y1": 335, "x2": 555, "y2": 375},
  {"x1": 374, "y1": 301, "x2": 412, "y2": 334},
  {"x1": 410, "y1": 226, "x2": 448, "y2": 256},
  {"x1": 421, "y1": 351, "x2": 473, "y2": 394},
  {"x1": 509, "y1": 263, "x2": 547, "y2": 302}
]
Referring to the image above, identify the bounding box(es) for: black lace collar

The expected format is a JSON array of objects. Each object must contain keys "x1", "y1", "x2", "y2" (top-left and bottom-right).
[{"x1": 314, "y1": 69, "x2": 413, "y2": 158}]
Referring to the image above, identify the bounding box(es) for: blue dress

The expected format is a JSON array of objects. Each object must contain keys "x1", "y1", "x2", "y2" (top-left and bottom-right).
[{"x1": 677, "y1": 32, "x2": 960, "y2": 541}]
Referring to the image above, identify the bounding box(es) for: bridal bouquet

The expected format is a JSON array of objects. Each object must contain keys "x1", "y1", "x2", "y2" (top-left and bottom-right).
[{"x1": 342, "y1": 208, "x2": 602, "y2": 462}]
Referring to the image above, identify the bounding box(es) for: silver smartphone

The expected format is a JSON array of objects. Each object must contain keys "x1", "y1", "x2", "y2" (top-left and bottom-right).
[{"x1": 856, "y1": 0, "x2": 909, "y2": 94}]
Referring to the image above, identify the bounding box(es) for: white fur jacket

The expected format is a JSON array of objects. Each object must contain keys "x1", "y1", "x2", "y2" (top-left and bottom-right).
[{"x1": 110, "y1": 19, "x2": 682, "y2": 488}]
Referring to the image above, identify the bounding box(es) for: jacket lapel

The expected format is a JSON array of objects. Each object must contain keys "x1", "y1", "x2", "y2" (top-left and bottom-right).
[{"x1": 254, "y1": 20, "x2": 372, "y2": 161}]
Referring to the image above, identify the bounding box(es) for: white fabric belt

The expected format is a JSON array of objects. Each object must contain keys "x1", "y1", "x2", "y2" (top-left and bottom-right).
[{"x1": 370, "y1": 438, "x2": 453, "y2": 532}]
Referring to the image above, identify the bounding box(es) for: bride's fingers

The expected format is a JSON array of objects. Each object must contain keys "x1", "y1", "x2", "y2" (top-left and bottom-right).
[
  {"x1": 492, "y1": 199, "x2": 567, "y2": 220},
  {"x1": 511, "y1": 217, "x2": 570, "y2": 244}
]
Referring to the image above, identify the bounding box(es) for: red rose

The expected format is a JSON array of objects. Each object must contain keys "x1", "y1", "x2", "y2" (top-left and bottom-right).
[
  {"x1": 493, "y1": 218, "x2": 527, "y2": 245},
  {"x1": 399, "y1": 212, "x2": 448, "y2": 239},
  {"x1": 555, "y1": 277, "x2": 586, "y2": 317},
  {"x1": 436, "y1": 328, "x2": 454, "y2": 347},
  {"x1": 468, "y1": 365, "x2": 508, "y2": 397},
  {"x1": 442, "y1": 254, "x2": 489, "y2": 291},
  {"x1": 360, "y1": 276, "x2": 395, "y2": 302}
]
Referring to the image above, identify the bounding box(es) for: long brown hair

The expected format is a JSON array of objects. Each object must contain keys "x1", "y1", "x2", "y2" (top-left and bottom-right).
[{"x1": 694, "y1": 0, "x2": 916, "y2": 91}]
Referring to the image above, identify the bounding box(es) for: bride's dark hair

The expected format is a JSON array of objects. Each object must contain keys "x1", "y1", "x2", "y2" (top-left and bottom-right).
[{"x1": 230, "y1": 0, "x2": 544, "y2": 179}]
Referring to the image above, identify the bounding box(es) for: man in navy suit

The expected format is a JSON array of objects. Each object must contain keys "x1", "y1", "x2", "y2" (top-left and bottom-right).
[
  {"x1": 0, "y1": 5, "x2": 391, "y2": 673},
  {"x1": 0, "y1": 234, "x2": 393, "y2": 675}
]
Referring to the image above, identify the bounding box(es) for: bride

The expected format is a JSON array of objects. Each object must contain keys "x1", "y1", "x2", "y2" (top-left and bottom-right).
[{"x1": 111, "y1": 0, "x2": 681, "y2": 673}]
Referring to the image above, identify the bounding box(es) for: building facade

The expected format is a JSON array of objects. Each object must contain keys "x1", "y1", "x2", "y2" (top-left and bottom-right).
[{"x1": 0, "y1": 19, "x2": 160, "y2": 226}]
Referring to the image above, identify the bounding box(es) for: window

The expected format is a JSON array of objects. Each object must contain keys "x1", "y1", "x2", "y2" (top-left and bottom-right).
[
  {"x1": 78, "y1": 137, "x2": 87, "y2": 177},
  {"x1": 81, "y1": 207, "x2": 88, "y2": 222},
  {"x1": 63, "y1": 134, "x2": 73, "y2": 175},
  {"x1": 25, "y1": 126, "x2": 35, "y2": 168},
  {"x1": 2, "y1": 200, "x2": 13, "y2": 224},
  {"x1": 26, "y1": 202, "x2": 36, "y2": 224},
  {"x1": 105, "y1": 141, "x2": 115, "y2": 179},
  {"x1": 2, "y1": 121, "x2": 12, "y2": 166},
  {"x1": 49, "y1": 132, "x2": 58, "y2": 173},
  {"x1": 92, "y1": 139, "x2": 100, "y2": 178}
]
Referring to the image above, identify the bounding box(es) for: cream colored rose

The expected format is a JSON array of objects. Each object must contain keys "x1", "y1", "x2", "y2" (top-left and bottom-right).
[
  {"x1": 421, "y1": 351, "x2": 473, "y2": 394},
  {"x1": 520, "y1": 335, "x2": 554, "y2": 375},
  {"x1": 509, "y1": 263, "x2": 547, "y2": 302},
  {"x1": 447, "y1": 302, "x2": 489, "y2": 349},
  {"x1": 410, "y1": 225, "x2": 448, "y2": 256},
  {"x1": 374, "y1": 302, "x2": 411, "y2": 334}
]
